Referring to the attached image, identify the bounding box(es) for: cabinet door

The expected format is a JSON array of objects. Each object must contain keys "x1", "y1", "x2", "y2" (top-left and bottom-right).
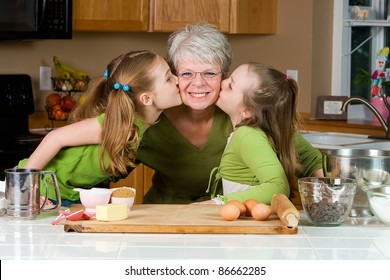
[
  {"x1": 151, "y1": 0, "x2": 230, "y2": 32},
  {"x1": 73, "y1": 0, "x2": 149, "y2": 32},
  {"x1": 143, "y1": 165, "x2": 154, "y2": 195},
  {"x1": 230, "y1": 0, "x2": 277, "y2": 34}
]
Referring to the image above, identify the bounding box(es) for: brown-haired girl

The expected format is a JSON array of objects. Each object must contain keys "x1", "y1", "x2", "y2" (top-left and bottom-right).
[{"x1": 206, "y1": 62, "x2": 301, "y2": 205}]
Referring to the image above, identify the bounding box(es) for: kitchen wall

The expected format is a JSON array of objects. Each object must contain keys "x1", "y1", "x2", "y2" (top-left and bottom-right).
[{"x1": 0, "y1": 0, "x2": 333, "y2": 117}]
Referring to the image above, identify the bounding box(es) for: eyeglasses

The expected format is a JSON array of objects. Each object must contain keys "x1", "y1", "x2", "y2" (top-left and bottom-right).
[{"x1": 178, "y1": 71, "x2": 222, "y2": 80}]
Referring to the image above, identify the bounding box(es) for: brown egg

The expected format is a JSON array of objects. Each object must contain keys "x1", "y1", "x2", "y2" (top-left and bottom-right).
[
  {"x1": 220, "y1": 204, "x2": 240, "y2": 221},
  {"x1": 227, "y1": 200, "x2": 246, "y2": 216},
  {"x1": 243, "y1": 199, "x2": 259, "y2": 216},
  {"x1": 251, "y1": 203, "x2": 272, "y2": 221}
]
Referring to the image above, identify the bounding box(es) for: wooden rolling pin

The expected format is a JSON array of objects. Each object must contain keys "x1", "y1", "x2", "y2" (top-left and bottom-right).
[{"x1": 271, "y1": 194, "x2": 300, "y2": 228}]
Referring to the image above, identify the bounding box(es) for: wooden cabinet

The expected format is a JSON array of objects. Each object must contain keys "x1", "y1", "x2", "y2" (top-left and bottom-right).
[
  {"x1": 150, "y1": 0, "x2": 230, "y2": 33},
  {"x1": 151, "y1": 0, "x2": 276, "y2": 34},
  {"x1": 229, "y1": 0, "x2": 277, "y2": 34},
  {"x1": 73, "y1": 0, "x2": 277, "y2": 34},
  {"x1": 73, "y1": 0, "x2": 149, "y2": 32}
]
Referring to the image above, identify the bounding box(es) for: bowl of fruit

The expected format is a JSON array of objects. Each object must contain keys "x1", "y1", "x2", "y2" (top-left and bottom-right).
[
  {"x1": 45, "y1": 56, "x2": 90, "y2": 122},
  {"x1": 45, "y1": 93, "x2": 77, "y2": 121},
  {"x1": 52, "y1": 56, "x2": 90, "y2": 92},
  {"x1": 52, "y1": 77, "x2": 89, "y2": 92}
]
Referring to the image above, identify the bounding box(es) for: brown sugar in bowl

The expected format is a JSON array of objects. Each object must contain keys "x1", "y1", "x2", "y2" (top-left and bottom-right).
[{"x1": 110, "y1": 186, "x2": 136, "y2": 210}]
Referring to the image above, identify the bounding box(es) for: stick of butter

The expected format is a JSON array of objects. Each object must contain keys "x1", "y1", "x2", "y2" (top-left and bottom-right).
[{"x1": 96, "y1": 203, "x2": 128, "y2": 221}]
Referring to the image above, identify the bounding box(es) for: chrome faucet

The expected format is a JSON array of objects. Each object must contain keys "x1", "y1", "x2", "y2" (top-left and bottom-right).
[{"x1": 341, "y1": 95, "x2": 390, "y2": 139}]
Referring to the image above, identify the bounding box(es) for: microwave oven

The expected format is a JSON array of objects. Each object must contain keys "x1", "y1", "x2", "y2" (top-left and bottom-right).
[{"x1": 0, "y1": 0, "x2": 72, "y2": 40}]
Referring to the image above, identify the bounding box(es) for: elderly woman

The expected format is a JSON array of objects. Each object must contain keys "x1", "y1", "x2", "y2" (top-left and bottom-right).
[{"x1": 137, "y1": 23, "x2": 323, "y2": 204}]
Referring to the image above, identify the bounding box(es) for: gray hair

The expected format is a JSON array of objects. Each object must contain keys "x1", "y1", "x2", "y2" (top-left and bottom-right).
[{"x1": 167, "y1": 22, "x2": 232, "y2": 79}]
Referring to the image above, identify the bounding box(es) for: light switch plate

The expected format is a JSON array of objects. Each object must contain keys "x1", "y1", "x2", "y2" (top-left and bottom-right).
[{"x1": 39, "y1": 66, "x2": 52, "y2": 91}]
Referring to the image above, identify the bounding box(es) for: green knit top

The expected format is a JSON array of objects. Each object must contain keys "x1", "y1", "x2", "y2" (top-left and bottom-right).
[{"x1": 207, "y1": 126, "x2": 289, "y2": 204}]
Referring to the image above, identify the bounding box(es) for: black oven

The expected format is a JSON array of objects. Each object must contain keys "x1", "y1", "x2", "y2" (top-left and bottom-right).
[{"x1": 0, "y1": 74, "x2": 44, "y2": 180}]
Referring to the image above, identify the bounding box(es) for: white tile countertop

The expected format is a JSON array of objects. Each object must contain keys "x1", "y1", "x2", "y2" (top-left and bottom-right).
[
  {"x1": 1, "y1": 181, "x2": 390, "y2": 261},
  {"x1": 0, "y1": 210, "x2": 390, "y2": 260}
]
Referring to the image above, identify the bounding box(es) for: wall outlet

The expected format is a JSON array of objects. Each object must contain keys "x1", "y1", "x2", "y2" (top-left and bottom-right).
[
  {"x1": 39, "y1": 66, "x2": 52, "y2": 91},
  {"x1": 286, "y1": 69, "x2": 298, "y2": 81}
]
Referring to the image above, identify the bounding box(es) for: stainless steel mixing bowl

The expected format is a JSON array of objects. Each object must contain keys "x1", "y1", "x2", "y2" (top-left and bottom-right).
[{"x1": 323, "y1": 149, "x2": 390, "y2": 217}]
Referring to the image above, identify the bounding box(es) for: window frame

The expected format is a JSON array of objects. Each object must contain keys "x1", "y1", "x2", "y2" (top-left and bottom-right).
[{"x1": 332, "y1": 0, "x2": 388, "y2": 119}]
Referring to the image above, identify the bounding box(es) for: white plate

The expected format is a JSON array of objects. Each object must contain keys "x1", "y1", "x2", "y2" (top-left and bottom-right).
[{"x1": 0, "y1": 181, "x2": 5, "y2": 192}]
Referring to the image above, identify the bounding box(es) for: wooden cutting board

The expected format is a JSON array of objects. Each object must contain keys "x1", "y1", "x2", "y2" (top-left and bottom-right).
[{"x1": 64, "y1": 204, "x2": 298, "y2": 234}]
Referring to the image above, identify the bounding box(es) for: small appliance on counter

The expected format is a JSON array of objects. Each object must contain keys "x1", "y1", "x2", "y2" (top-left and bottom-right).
[{"x1": 0, "y1": 74, "x2": 44, "y2": 180}]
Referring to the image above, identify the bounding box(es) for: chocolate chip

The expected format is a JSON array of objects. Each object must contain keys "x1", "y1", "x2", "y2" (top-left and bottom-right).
[{"x1": 306, "y1": 200, "x2": 348, "y2": 223}]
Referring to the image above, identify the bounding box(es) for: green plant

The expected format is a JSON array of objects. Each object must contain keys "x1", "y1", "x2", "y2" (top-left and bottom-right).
[
  {"x1": 353, "y1": 68, "x2": 371, "y2": 85},
  {"x1": 353, "y1": 68, "x2": 390, "y2": 94}
]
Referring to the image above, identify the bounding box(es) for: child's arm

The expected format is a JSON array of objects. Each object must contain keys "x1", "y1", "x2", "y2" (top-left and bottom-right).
[
  {"x1": 24, "y1": 117, "x2": 101, "y2": 169},
  {"x1": 294, "y1": 133, "x2": 323, "y2": 177},
  {"x1": 222, "y1": 129, "x2": 290, "y2": 204}
]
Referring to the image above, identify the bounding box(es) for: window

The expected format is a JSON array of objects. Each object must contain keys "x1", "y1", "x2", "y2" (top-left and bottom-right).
[{"x1": 333, "y1": 0, "x2": 390, "y2": 118}]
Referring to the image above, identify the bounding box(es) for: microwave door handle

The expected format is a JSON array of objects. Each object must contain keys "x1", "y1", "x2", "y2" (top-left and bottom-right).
[{"x1": 37, "y1": 0, "x2": 47, "y2": 28}]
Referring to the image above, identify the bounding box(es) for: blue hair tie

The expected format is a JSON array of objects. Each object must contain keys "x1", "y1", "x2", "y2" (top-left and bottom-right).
[
  {"x1": 122, "y1": 84, "x2": 130, "y2": 91},
  {"x1": 105, "y1": 69, "x2": 131, "y2": 92},
  {"x1": 114, "y1": 82, "x2": 131, "y2": 92}
]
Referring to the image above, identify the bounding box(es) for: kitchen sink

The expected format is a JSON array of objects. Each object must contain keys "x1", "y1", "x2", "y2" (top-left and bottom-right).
[
  {"x1": 347, "y1": 141, "x2": 390, "y2": 151},
  {"x1": 301, "y1": 132, "x2": 381, "y2": 150}
]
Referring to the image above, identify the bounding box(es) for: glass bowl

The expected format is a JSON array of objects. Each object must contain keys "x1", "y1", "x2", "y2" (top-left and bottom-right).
[
  {"x1": 362, "y1": 185, "x2": 390, "y2": 226},
  {"x1": 298, "y1": 177, "x2": 357, "y2": 226}
]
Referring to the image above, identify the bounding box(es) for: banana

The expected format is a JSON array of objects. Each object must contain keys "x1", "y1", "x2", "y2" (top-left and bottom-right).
[
  {"x1": 53, "y1": 56, "x2": 71, "y2": 79},
  {"x1": 53, "y1": 56, "x2": 89, "y2": 80}
]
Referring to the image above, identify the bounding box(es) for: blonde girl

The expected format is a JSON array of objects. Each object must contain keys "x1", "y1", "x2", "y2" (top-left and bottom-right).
[{"x1": 20, "y1": 50, "x2": 181, "y2": 205}]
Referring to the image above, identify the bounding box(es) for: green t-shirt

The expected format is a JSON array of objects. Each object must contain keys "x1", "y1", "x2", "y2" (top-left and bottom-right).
[{"x1": 19, "y1": 114, "x2": 144, "y2": 202}]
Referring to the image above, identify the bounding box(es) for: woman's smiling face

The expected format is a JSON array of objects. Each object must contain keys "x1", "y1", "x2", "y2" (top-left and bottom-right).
[{"x1": 176, "y1": 59, "x2": 222, "y2": 111}]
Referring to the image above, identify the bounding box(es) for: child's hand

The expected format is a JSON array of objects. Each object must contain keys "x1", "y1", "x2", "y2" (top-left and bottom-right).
[{"x1": 40, "y1": 196, "x2": 54, "y2": 206}]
